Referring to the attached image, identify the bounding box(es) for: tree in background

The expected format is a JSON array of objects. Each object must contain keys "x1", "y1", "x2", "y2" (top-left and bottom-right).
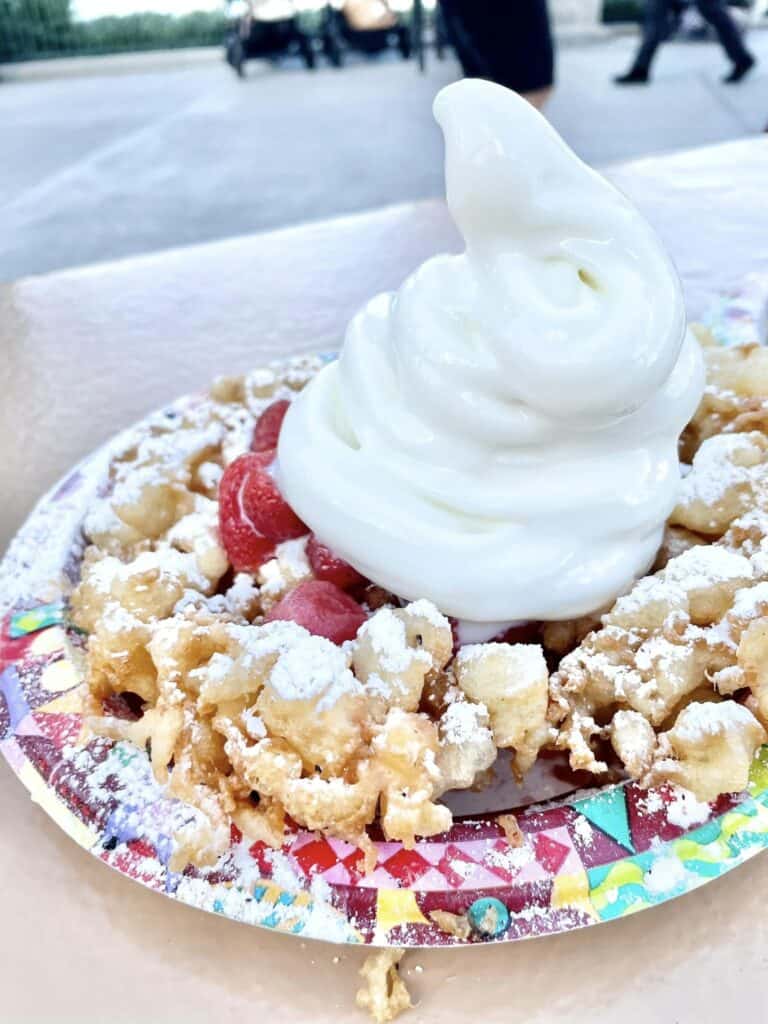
[
  {"x1": 0, "y1": 0, "x2": 227, "y2": 61},
  {"x1": 0, "y1": 0, "x2": 75, "y2": 60}
]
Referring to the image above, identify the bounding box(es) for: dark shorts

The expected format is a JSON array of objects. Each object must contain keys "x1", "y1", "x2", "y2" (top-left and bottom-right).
[{"x1": 440, "y1": 0, "x2": 555, "y2": 94}]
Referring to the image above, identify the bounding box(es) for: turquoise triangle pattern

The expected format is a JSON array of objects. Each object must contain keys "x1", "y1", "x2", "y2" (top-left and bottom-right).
[{"x1": 573, "y1": 786, "x2": 634, "y2": 853}]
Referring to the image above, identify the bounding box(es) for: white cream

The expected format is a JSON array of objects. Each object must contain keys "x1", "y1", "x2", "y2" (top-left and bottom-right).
[{"x1": 277, "y1": 79, "x2": 705, "y2": 622}]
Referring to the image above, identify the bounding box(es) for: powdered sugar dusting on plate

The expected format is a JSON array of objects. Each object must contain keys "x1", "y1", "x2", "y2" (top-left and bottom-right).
[{"x1": 666, "y1": 787, "x2": 711, "y2": 828}]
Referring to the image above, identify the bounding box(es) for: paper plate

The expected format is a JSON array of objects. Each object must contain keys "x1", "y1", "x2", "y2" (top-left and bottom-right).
[{"x1": 2, "y1": 276, "x2": 768, "y2": 949}]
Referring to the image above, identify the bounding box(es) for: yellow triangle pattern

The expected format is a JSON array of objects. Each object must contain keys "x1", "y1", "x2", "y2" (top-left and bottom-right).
[
  {"x1": 36, "y1": 684, "x2": 88, "y2": 715},
  {"x1": 375, "y1": 888, "x2": 429, "y2": 939}
]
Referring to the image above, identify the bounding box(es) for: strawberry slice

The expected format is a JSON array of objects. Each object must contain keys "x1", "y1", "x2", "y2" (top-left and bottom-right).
[
  {"x1": 218, "y1": 455, "x2": 275, "y2": 571},
  {"x1": 240, "y1": 450, "x2": 307, "y2": 542},
  {"x1": 252, "y1": 399, "x2": 291, "y2": 452},
  {"x1": 307, "y1": 535, "x2": 367, "y2": 591},
  {"x1": 219, "y1": 452, "x2": 306, "y2": 571},
  {"x1": 265, "y1": 580, "x2": 367, "y2": 645}
]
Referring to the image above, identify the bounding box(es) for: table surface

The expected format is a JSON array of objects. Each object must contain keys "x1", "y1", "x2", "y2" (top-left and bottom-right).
[{"x1": 2, "y1": 136, "x2": 768, "y2": 1023}]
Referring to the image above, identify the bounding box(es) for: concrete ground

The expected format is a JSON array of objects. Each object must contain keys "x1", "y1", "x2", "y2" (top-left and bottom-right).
[{"x1": 1, "y1": 29, "x2": 767, "y2": 281}]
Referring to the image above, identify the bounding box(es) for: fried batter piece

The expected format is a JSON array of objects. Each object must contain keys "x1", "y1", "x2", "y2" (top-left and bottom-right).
[{"x1": 552, "y1": 530, "x2": 768, "y2": 794}]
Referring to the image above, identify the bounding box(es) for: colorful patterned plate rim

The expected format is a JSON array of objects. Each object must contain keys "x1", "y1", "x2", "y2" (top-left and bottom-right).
[{"x1": 2, "y1": 274, "x2": 768, "y2": 949}]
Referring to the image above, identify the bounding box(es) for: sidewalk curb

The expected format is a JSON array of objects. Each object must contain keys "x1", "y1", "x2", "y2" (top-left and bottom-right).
[{"x1": 0, "y1": 46, "x2": 222, "y2": 83}]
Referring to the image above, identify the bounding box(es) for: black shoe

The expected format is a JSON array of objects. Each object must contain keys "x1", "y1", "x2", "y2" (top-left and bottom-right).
[
  {"x1": 614, "y1": 68, "x2": 649, "y2": 85},
  {"x1": 723, "y1": 56, "x2": 755, "y2": 84}
]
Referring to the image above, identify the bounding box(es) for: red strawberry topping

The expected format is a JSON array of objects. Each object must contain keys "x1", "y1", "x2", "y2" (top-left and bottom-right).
[
  {"x1": 218, "y1": 452, "x2": 306, "y2": 571},
  {"x1": 307, "y1": 535, "x2": 367, "y2": 591},
  {"x1": 252, "y1": 399, "x2": 291, "y2": 452},
  {"x1": 265, "y1": 580, "x2": 367, "y2": 645}
]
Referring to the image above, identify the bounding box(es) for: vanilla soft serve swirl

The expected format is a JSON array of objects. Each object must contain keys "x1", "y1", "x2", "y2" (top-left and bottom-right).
[{"x1": 277, "y1": 79, "x2": 705, "y2": 622}]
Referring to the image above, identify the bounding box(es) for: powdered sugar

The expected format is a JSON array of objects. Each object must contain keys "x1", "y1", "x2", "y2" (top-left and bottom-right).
[
  {"x1": 405, "y1": 599, "x2": 449, "y2": 630},
  {"x1": 644, "y1": 853, "x2": 688, "y2": 894},
  {"x1": 638, "y1": 789, "x2": 665, "y2": 814},
  {"x1": 440, "y1": 700, "x2": 490, "y2": 746},
  {"x1": 166, "y1": 501, "x2": 218, "y2": 550},
  {"x1": 245, "y1": 367, "x2": 279, "y2": 396},
  {"x1": 672, "y1": 699, "x2": 757, "y2": 742},
  {"x1": 572, "y1": 814, "x2": 594, "y2": 847},
  {"x1": 242, "y1": 706, "x2": 267, "y2": 740},
  {"x1": 678, "y1": 432, "x2": 759, "y2": 508},
  {"x1": 225, "y1": 572, "x2": 260, "y2": 610},
  {"x1": 729, "y1": 580, "x2": 768, "y2": 620},
  {"x1": 607, "y1": 545, "x2": 753, "y2": 626},
  {"x1": 666, "y1": 786, "x2": 711, "y2": 828},
  {"x1": 635, "y1": 635, "x2": 684, "y2": 675},
  {"x1": 456, "y1": 642, "x2": 546, "y2": 694},
  {"x1": 608, "y1": 576, "x2": 687, "y2": 620},
  {"x1": 175, "y1": 572, "x2": 259, "y2": 620},
  {"x1": 83, "y1": 499, "x2": 126, "y2": 541},
  {"x1": 663, "y1": 545, "x2": 753, "y2": 589},
  {"x1": 197, "y1": 461, "x2": 223, "y2": 492},
  {"x1": 364, "y1": 672, "x2": 408, "y2": 701},
  {"x1": 358, "y1": 608, "x2": 417, "y2": 674},
  {"x1": 484, "y1": 842, "x2": 533, "y2": 872},
  {"x1": 709, "y1": 664, "x2": 744, "y2": 694},
  {"x1": 257, "y1": 537, "x2": 312, "y2": 601},
  {"x1": 276, "y1": 537, "x2": 311, "y2": 576},
  {"x1": 87, "y1": 547, "x2": 212, "y2": 597},
  {"x1": 268, "y1": 634, "x2": 362, "y2": 711}
]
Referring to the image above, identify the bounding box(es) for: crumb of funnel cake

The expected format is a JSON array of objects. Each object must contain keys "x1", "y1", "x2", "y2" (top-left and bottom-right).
[
  {"x1": 652, "y1": 525, "x2": 708, "y2": 573},
  {"x1": 72, "y1": 546, "x2": 221, "y2": 634},
  {"x1": 356, "y1": 950, "x2": 412, "y2": 1024},
  {"x1": 540, "y1": 609, "x2": 607, "y2": 658},
  {"x1": 550, "y1": 511, "x2": 768, "y2": 792},
  {"x1": 670, "y1": 431, "x2": 768, "y2": 538},
  {"x1": 354, "y1": 602, "x2": 452, "y2": 714},
  {"x1": 210, "y1": 374, "x2": 246, "y2": 404},
  {"x1": 609, "y1": 710, "x2": 657, "y2": 778},
  {"x1": 86, "y1": 417, "x2": 227, "y2": 551},
  {"x1": 429, "y1": 910, "x2": 472, "y2": 941},
  {"x1": 681, "y1": 341, "x2": 768, "y2": 463},
  {"x1": 373, "y1": 707, "x2": 452, "y2": 846},
  {"x1": 641, "y1": 699, "x2": 765, "y2": 801},
  {"x1": 174, "y1": 571, "x2": 261, "y2": 622},
  {"x1": 434, "y1": 695, "x2": 497, "y2": 796},
  {"x1": 454, "y1": 642, "x2": 551, "y2": 777},
  {"x1": 497, "y1": 813, "x2": 524, "y2": 848}
]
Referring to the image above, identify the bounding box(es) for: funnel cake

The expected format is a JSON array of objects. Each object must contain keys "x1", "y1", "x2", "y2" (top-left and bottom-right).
[{"x1": 72, "y1": 333, "x2": 767, "y2": 872}]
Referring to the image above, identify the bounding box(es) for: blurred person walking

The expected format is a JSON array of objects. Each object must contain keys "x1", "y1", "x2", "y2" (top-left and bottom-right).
[
  {"x1": 440, "y1": 0, "x2": 554, "y2": 110},
  {"x1": 615, "y1": 0, "x2": 756, "y2": 84}
]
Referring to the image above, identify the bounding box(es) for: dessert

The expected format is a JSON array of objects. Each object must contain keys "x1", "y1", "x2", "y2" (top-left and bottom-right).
[
  {"x1": 278, "y1": 78, "x2": 704, "y2": 628},
  {"x1": 68, "y1": 80, "x2": 766, "y2": 966}
]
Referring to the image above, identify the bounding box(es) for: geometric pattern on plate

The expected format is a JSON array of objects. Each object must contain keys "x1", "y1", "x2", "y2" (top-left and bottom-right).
[{"x1": 1, "y1": 607, "x2": 767, "y2": 947}]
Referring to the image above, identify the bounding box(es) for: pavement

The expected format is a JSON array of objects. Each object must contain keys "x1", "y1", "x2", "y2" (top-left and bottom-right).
[
  {"x1": 1, "y1": 28, "x2": 767, "y2": 282},
  {"x1": 0, "y1": 46, "x2": 223, "y2": 82}
]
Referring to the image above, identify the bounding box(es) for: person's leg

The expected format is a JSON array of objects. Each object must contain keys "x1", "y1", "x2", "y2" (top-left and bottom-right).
[
  {"x1": 695, "y1": 0, "x2": 755, "y2": 77},
  {"x1": 616, "y1": 0, "x2": 673, "y2": 82},
  {"x1": 441, "y1": 0, "x2": 554, "y2": 99},
  {"x1": 439, "y1": 0, "x2": 489, "y2": 78},
  {"x1": 499, "y1": 0, "x2": 554, "y2": 99},
  {"x1": 522, "y1": 87, "x2": 552, "y2": 110}
]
